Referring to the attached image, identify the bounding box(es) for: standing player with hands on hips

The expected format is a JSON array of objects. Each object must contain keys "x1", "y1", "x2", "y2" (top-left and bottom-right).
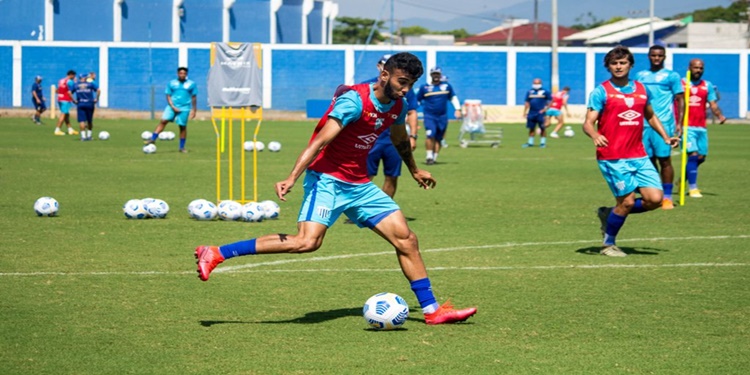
[
  {"x1": 194, "y1": 52, "x2": 477, "y2": 325},
  {"x1": 582, "y1": 46, "x2": 679, "y2": 257}
]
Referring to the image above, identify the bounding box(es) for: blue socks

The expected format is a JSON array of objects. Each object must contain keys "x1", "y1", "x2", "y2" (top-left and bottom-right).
[
  {"x1": 410, "y1": 278, "x2": 439, "y2": 314},
  {"x1": 687, "y1": 155, "x2": 699, "y2": 189},
  {"x1": 179, "y1": 138, "x2": 186, "y2": 150},
  {"x1": 219, "y1": 238, "x2": 257, "y2": 259},
  {"x1": 663, "y1": 183, "x2": 673, "y2": 200},
  {"x1": 527, "y1": 136, "x2": 534, "y2": 145},
  {"x1": 603, "y1": 211, "x2": 627, "y2": 246},
  {"x1": 540, "y1": 137, "x2": 546, "y2": 146},
  {"x1": 150, "y1": 132, "x2": 159, "y2": 142},
  {"x1": 630, "y1": 198, "x2": 646, "y2": 214}
]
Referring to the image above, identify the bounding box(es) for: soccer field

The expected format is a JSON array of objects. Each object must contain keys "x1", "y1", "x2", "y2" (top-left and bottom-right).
[{"x1": 1, "y1": 117, "x2": 749, "y2": 374}]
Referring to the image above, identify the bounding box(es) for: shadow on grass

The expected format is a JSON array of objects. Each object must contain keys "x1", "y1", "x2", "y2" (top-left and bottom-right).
[
  {"x1": 199, "y1": 308, "x2": 471, "y2": 327},
  {"x1": 576, "y1": 246, "x2": 666, "y2": 256}
]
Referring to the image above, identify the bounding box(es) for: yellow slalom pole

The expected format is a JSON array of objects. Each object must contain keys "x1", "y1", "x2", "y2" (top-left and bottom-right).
[
  {"x1": 679, "y1": 70, "x2": 691, "y2": 207},
  {"x1": 252, "y1": 118, "x2": 263, "y2": 203},
  {"x1": 228, "y1": 107, "x2": 234, "y2": 202},
  {"x1": 221, "y1": 106, "x2": 226, "y2": 154},
  {"x1": 241, "y1": 107, "x2": 247, "y2": 204},
  {"x1": 211, "y1": 109, "x2": 221, "y2": 204}
]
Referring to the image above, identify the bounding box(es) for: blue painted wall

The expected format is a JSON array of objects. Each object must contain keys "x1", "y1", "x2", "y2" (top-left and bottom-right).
[
  {"x1": 231, "y1": 0, "x2": 271, "y2": 43},
  {"x1": 0, "y1": 47, "x2": 13, "y2": 107},
  {"x1": 121, "y1": 0, "x2": 171, "y2": 42},
  {"x1": 180, "y1": 0, "x2": 222, "y2": 43},
  {"x1": 558, "y1": 52, "x2": 586, "y2": 104},
  {"x1": 437, "y1": 51, "x2": 507, "y2": 106},
  {"x1": 54, "y1": 0, "x2": 112, "y2": 41},
  {"x1": 108, "y1": 48, "x2": 178, "y2": 110},
  {"x1": 272, "y1": 50, "x2": 344, "y2": 110},
  {"x1": 673, "y1": 53, "x2": 740, "y2": 118},
  {"x1": 307, "y1": 2, "x2": 323, "y2": 44},
  {"x1": 188, "y1": 49, "x2": 211, "y2": 109},
  {"x1": 0, "y1": 0, "x2": 45, "y2": 41},
  {"x1": 21, "y1": 46, "x2": 99, "y2": 107},
  {"x1": 277, "y1": 0, "x2": 303, "y2": 44}
]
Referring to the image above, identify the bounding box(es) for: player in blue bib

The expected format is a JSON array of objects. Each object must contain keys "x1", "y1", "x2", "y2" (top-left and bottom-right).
[
  {"x1": 145, "y1": 67, "x2": 198, "y2": 153},
  {"x1": 634, "y1": 45, "x2": 684, "y2": 209}
]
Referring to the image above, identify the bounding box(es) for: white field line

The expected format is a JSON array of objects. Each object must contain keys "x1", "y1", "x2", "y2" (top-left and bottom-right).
[{"x1": 1, "y1": 234, "x2": 748, "y2": 277}]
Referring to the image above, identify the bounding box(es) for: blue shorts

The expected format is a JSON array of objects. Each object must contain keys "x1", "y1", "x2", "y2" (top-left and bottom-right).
[
  {"x1": 161, "y1": 106, "x2": 190, "y2": 126},
  {"x1": 33, "y1": 100, "x2": 47, "y2": 112},
  {"x1": 77, "y1": 106, "x2": 95, "y2": 123},
  {"x1": 598, "y1": 157, "x2": 662, "y2": 197},
  {"x1": 545, "y1": 108, "x2": 561, "y2": 117},
  {"x1": 367, "y1": 141, "x2": 402, "y2": 177},
  {"x1": 686, "y1": 126, "x2": 708, "y2": 156},
  {"x1": 642, "y1": 127, "x2": 673, "y2": 158},
  {"x1": 58, "y1": 101, "x2": 72, "y2": 115},
  {"x1": 526, "y1": 113, "x2": 545, "y2": 130},
  {"x1": 423, "y1": 114, "x2": 448, "y2": 142},
  {"x1": 298, "y1": 171, "x2": 400, "y2": 228}
]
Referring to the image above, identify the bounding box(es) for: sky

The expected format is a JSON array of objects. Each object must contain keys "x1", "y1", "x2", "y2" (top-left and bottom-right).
[{"x1": 335, "y1": 0, "x2": 737, "y2": 34}]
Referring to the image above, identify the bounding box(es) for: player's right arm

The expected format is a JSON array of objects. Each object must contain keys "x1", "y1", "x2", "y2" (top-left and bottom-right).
[
  {"x1": 645, "y1": 103, "x2": 679, "y2": 147},
  {"x1": 31, "y1": 85, "x2": 40, "y2": 102},
  {"x1": 582, "y1": 86, "x2": 606, "y2": 147}
]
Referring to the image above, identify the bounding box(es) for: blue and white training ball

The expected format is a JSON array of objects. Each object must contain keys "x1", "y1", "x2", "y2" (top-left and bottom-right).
[
  {"x1": 34, "y1": 197, "x2": 59, "y2": 217},
  {"x1": 217, "y1": 200, "x2": 243, "y2": 221},
  {"x1": 141, "y1": 131, "x2": 153, "y2": 140},
  {"x1": 268, "y1": 141, "x2": 281, "y2": 152},
  {"x1": 363, "y1": 292, "x2": 410, "y2": 331},
  {"x1": 145, "y1": 199, "x2": 170, "y2": 219},
  {"x1": 563, "y1": 126, "x2": 575, "y2": 138},
  {"x1": 241, "y1": 202, "x2": 264, "y2": 222},
  {"x1": 189, "y1": 199, "x2": 218, "y2": 221},
  {"x1": 243, "y1": 141, "x2": 254, "y2": 152},
  {"x1": 123, "y1": 199, "x2": 148, "y2": 219},
  {"x1": 98, "y1": 131, "x2": 110, "y2": 140},
  {"x1": 158, "y1": 132, "x2": 170, "y2": 140},
  {"x1": 143, "y1": 144, "x2": 157, "y2": 154},
  {"x1": 259, "y1": 200, "x2": 280, "y2": 219},
  {"x1": 254, "y1": 141, "x2": 265, "y2": 152}
]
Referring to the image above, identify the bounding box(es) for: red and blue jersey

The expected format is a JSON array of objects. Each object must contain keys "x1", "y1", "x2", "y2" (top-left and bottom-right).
[
  {"x1": 308, "y1": 83, "x2": 406, "y2": 183},
  {"x1": 550, "y1": 91, "x2": 568, "y2": 110},
  {"x1": 589, "y1": 80, "x2": 649, "y2": 160},
  {"x1": 57, "y1": 77, "x2": 74, "y2": 102},
  {"x1": 682, "y1": 79, "x2": 717, "y2": 128}
]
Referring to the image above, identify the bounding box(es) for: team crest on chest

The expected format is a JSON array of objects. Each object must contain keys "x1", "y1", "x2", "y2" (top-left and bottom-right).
[
  {"x1": 624, "y1": 97, "x2": 634, "y2": 108},
  {"x1": 374, "y1": 117, "x2": 384, "y2": 130}
]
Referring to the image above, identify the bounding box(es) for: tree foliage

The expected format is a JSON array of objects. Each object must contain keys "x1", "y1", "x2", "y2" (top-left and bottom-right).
[
  {"x1": 332, "y1": 17, "x2": 385, "y2": 44},
  {"x1": 691, "y1": 1, "x2": 747, "y2": 22},
  {"x1": 570, "y1": 13, "x2": 626, "y2": 31}
]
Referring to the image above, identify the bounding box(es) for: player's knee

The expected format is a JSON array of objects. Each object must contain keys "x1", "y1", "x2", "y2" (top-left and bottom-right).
[{"x1": 292, "y1": 238, "x2": 321, "y2": 254}]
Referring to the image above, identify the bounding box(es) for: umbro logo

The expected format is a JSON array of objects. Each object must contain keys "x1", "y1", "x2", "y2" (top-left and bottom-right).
[
  {"x1": 358, "y1": 133, "x2": 379, "y2": 144},
  {"x1": 617, "y1": 110, "x2": 641, "y2": 121}
]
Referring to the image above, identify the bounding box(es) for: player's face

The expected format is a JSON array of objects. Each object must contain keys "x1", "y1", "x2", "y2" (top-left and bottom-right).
[
  {"x1": 608, "y1": 57, "x2": 631, "y2": 78},
  {"x1": 383, "y1": 68, "x2": 416, "y2": 101},
  {"x1": 177, "y1": 70, "x2": 188, "y2": 81},
  {"x1": 430, "y1": 72, "x2": 441, "y2": 84},
  {"x1": 648, "y1": 49, "x2": 665, "y2": 68},
  {"x1": 689, "y1": 61, "x2": 704, "y2": 80}
]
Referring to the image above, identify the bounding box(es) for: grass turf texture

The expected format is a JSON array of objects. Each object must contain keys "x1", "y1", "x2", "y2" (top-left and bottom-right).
[{"x1": 1, "y1": 117, "x2": 748, "y2": 374}]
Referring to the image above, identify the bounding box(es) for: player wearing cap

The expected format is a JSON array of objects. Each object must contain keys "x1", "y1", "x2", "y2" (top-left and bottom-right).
[
  {"x1": 31, "y1": 76, "x2": 46, "y2": 125},
  {"x1": 71, "y1": 73, "x2": 100, "y2": 141},
  {"x1": 362, "y1": 54, "x2": 419, "y2": 198},
  {"x1": 416, "y1": 67, "x2": 461, "y2": 165}
]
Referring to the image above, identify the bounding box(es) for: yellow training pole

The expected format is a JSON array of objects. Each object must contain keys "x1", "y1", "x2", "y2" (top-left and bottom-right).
[
  {"x1": 679, "y1": 70, "x2": 691, "y2": 207},
  {"x1": 252, "y1": 118, "x2": 263, "y2": 202},
  {"x1": 221, "y1": 107, "x2": 226, "y2": 153},
  {"x1": 50, "y1": 85, "x2": 57, "y2": 119},
  {"x1": 211, "y1": 109, "x2": 221, "y2": 204},
  {"x1": 241, "y1": 107, "x2": 247, "y2": 204},
  {"x1": 228, "y1": 107, "x2": 234, "y2": 201}
]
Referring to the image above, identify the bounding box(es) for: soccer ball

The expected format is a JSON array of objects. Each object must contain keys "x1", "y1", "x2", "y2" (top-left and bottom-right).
[
  {"x1": 34, "y1": 197, "x2": 59, "y2": 217},
  {"x1": 189, "y1": 199, "x2": 218, "y2": 221},
  {"x1": 143, "y1": 144, "x2": 157, "y2": 154},
  {"x1": 158, "y1": 132, "x2": 170, "y2": 140},
  {"x1": 563, "y1": 126, "x2": 575, "y2": 138},
  {"x1": 145, "y1": 199, "x2": 169, "y2": 218},
  {"x1": 268, "y1": 141, "x2": 281, "y2": 152},
  {"x1": 141, "y1": 131, "x2": 153, "y2": 140},
  {"x1": 259, "y1": 200, "x2": 280, "y2": 219},
  {"x1": 243, "y1": 141, "x2": 254, "y2": 151},
  {"x1": 98, "y1": 131, "x2": 110, "y2": 140},
  {"x1": 254, "y1": 141, "x2": 265, "y2": 151},
  {"x1": 217, "y1": 200, "x2": 243, "y2": 221},
  {"x1": 241, "y1": 202, "x2": 265, "y2": 222},
  {"x1": 165, "y1": 131, "x2": 176, "y2": 140},
  {"x1": 123, "y1": 199, "x2": 148, "y2": 219},
  {"x1": 363, "y1": 292, "x2": 410, "y2": 331}
]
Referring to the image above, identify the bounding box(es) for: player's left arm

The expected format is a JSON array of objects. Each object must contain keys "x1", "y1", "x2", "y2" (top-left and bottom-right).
[
  {"x1": 645, "y1": 103, "x2": 679, "y2": 147},
  {"x1": 190, "y1": 95, "x2": 197, "y2": 119},
  {"x1": 449, "y1": 85, "x2": 461, "y2": 119},
  {"x1": 671, "y1": 73, "x2": 685, "y2": 135},
  {"x1": 94, "y1": 83, "x2": 100, "y2": 104},
  {"x1": 391, "y1": 122, "x2": 435, "y2": 190},
  {"x1": 707, "y1": 83, "x2": 726, "y2": 124}
]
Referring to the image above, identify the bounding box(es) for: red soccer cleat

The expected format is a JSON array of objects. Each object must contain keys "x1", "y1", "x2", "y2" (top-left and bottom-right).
[
  {"x1": 424, "y1": 301, "x2": 477, "y2": 325},
  {"x1": 195, "y1": 246, "x2": 224, "y2": 281}
]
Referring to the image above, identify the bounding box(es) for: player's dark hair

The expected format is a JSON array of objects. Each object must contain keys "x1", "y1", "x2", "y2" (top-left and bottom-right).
[
  {"x1": 177, "y1": 67, "x2": 188, "y2": 73},
  {"x1": 67, "y1": 70, "x2": 76, "y2": 76},
  {"x1": 383, "y1": 52, "x2": 423, "y2": 80},
  {"x1": 648, "y1": 45, "x2": 665, "y2": 53},
  {"x1": 603, "y1": 46, "x2": 634, "y2": 67},
  {"x1": 562, "y1": 86, "x2": 570, "y2": 91}
]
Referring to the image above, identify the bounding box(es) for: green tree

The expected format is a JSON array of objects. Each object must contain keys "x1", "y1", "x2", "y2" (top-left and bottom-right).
[
  {"x1": 692, "y1": 1, "x2": 747, "y2": 22},
  {"x1": 434, "y1": 28, "x2": 472, "y2": 40},
  {"x1": 399, "y1": 25, "x2": 430, "y2": 36},
  {"x1": 332, "y1": 17, "x2": 385, "y2": 44}
]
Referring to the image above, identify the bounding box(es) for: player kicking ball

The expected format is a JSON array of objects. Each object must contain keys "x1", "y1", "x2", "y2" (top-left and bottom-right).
[
  {"x1": 582, "y1": 46, "x2": 679, "y2": 257},
  {"x1": 195, "y1": 52, "x2": 476, "y2": 325}
]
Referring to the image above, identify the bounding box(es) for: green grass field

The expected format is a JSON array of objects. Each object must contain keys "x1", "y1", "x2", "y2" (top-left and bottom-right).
[{"x1": 1, "y1": 116, "x2": 748, "y2": 374}]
